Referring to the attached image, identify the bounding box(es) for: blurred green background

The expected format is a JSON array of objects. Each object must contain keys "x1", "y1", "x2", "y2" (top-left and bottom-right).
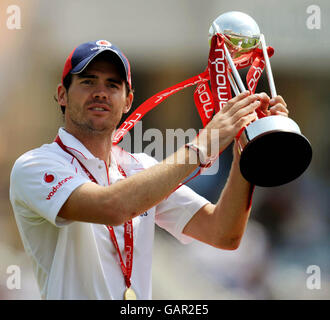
[{"x1": 0, "y1": 0, "x2": 329, "y2": 299}]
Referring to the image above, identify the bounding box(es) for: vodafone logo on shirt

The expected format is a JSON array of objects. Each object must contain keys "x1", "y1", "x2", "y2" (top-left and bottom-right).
[
  {"x1": 42, "y1": 172, "x2": 58, "y2": 185},
  {"x1": 44, "y1": 172, "x2": 56, "y2": 183},
  {"x1": 45, "y1": 175, "x2": 74, "y2": 200}
]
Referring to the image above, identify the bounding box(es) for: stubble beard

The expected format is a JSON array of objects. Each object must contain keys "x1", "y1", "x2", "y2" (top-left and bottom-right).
[{"x1": 67, "y1": 102, "x2": 120, "y2": 138}]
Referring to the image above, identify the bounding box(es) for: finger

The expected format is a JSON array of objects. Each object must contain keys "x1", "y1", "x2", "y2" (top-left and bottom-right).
[
  {"x1": 232, "y1": 100, "x2": 260, "y2": 123},
  {"x1": 270, "y1": 95, "x2": 287, "y2": 108},
  {"x1": 228, "y1": 94, "x2": 259, "y2": 116},
  {"x1": 255, "y1": 92, "x2": 270, "y2": 105},
  {"x1": 255, "y1": 92, "x2": 270, "y2": 113},
  {"x1": 234, "y1": 111, "x2": 258, "y2": 131},
  {"x1": 222, "y1": 90, "x2": 250, "y2": 112},
  {"x1": 269, "y1": 104, "x2": 289, "y2": 116},
  {"x1": 272, "y1": 111, "x2": 288, "y2": 117}
]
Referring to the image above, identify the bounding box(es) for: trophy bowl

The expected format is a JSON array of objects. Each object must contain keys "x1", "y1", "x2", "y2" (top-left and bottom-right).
[
  {"x1": 238, "y1": 116, "x2": 312, "y2": 187},
  {"x1": 208, "y1": 11, "x2": 261, "y2": 58},
  {"x1": 209, "y1": 11, "x2": 313, "y2": 187}
]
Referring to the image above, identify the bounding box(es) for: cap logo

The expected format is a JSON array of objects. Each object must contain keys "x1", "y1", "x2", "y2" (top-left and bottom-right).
[{"x1": 96, "y1": 40, "x2": 112, "y2": 47}]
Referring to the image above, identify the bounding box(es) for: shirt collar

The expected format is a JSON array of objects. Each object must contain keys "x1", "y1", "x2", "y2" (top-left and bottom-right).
[
  {"x1": 57, "y1": 128, "x2": 140, "y2": 172},
  {"x1": 57, "y1": 127, "x2": 100, "y2": 162}
]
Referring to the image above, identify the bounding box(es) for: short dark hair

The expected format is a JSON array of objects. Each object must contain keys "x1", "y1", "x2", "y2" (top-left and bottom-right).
[{"x1": 60, "y1": 73, "x2": 73, "y2": 114}]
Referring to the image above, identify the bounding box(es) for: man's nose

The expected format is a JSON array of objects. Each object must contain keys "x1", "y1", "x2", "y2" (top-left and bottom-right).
[{"x1": 92, "y1": 85, "x2": 108, "y2": 100}]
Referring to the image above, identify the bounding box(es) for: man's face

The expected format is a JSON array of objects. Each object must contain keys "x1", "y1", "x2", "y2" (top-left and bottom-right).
[{"x1": 59, "y1": 57, "x2": 133, "y2": 136}]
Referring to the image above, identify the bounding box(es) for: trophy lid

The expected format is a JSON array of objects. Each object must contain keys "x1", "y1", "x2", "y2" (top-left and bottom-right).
[{"x1": 209, "y1": 11, "x2": 261, "y2": 57}]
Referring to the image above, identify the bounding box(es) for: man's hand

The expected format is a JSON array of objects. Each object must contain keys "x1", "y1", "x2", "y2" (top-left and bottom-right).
[
  {"x1": 256, "y1": 93, "x2": 289, "y2": 117},
  {"x1": 231, "y1": 93, "x2": 289, "y2": 163},
  {"x1": 191, "y1": 91, "x2": 289, "y2": 163},
  {"x1": 193, "y1": 91, "x2": 260, "y2": 161}
]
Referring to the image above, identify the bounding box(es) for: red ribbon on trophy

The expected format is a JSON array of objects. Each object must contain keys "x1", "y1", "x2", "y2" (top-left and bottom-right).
[
  {"x1": 112, "y1": 33, "x2": 275, "y2": 194},
  {"x1": 113, "y1": 11, "x2": 312, "y2": 190},
  {"x1": 113, "y1": 33, "x2": 274, "y2": 145}
]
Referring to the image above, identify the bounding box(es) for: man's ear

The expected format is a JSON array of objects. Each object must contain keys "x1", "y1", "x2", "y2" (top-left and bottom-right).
[
  {"x1": 57, "y1": 83, "x2": 68, "y2": 107},
  {"x1": 123, "y1": 91, "x2": 134, "y2": 114}
]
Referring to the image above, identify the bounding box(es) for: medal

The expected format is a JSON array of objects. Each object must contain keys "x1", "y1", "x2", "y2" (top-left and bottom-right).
[{"x1": 124, "y1": 287, "x2": 137, "y2": 300}]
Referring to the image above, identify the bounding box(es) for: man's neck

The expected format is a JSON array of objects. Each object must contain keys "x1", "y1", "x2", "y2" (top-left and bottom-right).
[{"x1": 65, "y1": 127, "x2": 114, "y2": 167}]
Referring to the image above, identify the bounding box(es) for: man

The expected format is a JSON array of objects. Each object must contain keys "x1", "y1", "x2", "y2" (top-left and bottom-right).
[{"x1": 9, "y1": 40, "x2": 288, "y2": 300}]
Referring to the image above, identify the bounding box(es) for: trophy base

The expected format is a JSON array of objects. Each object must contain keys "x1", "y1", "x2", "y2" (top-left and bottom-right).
[{"x1": 238, "y1": 116, "x2": 312, "y2": 187}]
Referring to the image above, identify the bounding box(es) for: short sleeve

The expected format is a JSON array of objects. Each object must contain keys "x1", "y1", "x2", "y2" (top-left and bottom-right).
[
  {"x1": 155, "y1": 185, "x2": 210, "y2": 244},
  {"x1": 10, "y1": 150, "x2": 90, "y2": 227}
]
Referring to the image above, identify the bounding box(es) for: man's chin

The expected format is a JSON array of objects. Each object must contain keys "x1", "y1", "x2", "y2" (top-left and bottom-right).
[
  {"x1": 87, "y1": 125, "x2": 114, "y2": 134},
  {"x1": 72, "y1": 122, "x2": 112, "y2": 135},
  {"x1": 69, "y1": 116, "x2": 119, "y2": 136}
]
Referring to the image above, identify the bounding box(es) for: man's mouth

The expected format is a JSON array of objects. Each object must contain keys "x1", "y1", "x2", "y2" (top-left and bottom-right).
[
  {"x1": 90, "y1": 107, "x2": 107, "y2": 111},
  {"x1": 88, "y1": 103, "x2": 111, "y2": 112}
]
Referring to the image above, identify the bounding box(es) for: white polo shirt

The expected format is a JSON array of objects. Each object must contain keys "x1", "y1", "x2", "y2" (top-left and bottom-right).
[{"x1": 9, "y1": 128, "x2": 210, "y2": 300}]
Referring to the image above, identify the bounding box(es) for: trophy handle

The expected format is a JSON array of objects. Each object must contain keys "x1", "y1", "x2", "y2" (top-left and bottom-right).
[
  {"x1": 228, "y1": 71, "x2": 240, "y2": 96},
  {"x1": 223, "y1": 44, "x2": 247, "y2": 93},
  {"x1": 260, "y1": 34, "x2": 277, "y2": 98}
]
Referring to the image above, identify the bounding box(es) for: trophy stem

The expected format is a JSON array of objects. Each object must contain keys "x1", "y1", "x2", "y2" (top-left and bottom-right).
[
  {"x1": 228, "y1": 71, "x2": 240, "y2": 96},
  {"x1": 260, "y1": 34, "x2": 277, "y2": 98},
  {"x1": 211, "y1": 21, "x2": 246, "y2": 93},
  {"x1": 223, "y1": 44, "x2": 246, "y2": 93}
]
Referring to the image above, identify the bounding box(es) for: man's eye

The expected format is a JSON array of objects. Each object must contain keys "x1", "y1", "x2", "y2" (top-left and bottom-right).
[
  {"x1": 81, "y1": 80, "x2": 93, "y2": 85},
  {"x1": 108, "y1": 83, "x2": 119, "y2": 88}
]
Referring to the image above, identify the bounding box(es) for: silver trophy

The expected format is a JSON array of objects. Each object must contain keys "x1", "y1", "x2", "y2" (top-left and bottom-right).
[{"x1": 209, "y1": 11, "x2": 312, "y2": 187}]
